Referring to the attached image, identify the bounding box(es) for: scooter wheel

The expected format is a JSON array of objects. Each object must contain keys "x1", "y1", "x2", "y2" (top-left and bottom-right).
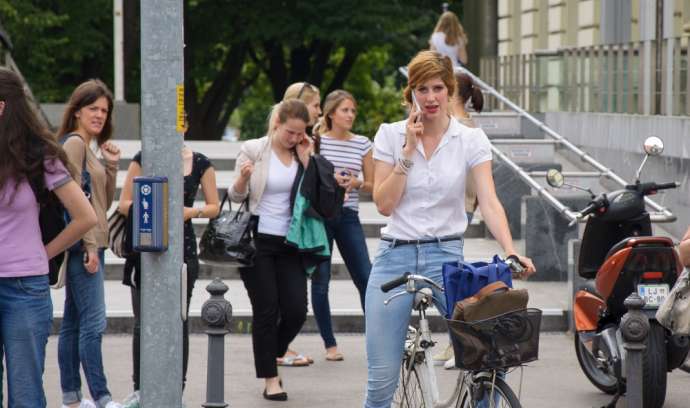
[{"x1": 574, "y1": 332, "x2": 618, "y2": 394}]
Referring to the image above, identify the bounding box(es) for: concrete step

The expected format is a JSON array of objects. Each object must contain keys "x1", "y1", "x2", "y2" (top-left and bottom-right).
[{"x1": 49, "y1": 278, "x2": 568, "y2": 335}]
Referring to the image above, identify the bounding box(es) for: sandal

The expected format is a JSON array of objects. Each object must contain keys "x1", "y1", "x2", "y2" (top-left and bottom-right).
[
  {"x1": 276, "y1": 354, "x2": 310, "y2": 367},
  {"x1": 325, "y1": 351, "x2": 344, "y2": 361},
  {"x1": 284, "y1": 349, "x2": 314, "y2": 364}
]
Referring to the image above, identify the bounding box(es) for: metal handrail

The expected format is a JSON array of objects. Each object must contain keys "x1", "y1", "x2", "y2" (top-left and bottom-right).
[{"x1": 453, "y1": 66, "x2": 676, "y2": 223}]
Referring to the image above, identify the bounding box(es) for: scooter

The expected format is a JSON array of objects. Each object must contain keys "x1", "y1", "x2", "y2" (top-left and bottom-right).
[{"x1": 546, "y1": 137, "x2": 689, "y2": 408}]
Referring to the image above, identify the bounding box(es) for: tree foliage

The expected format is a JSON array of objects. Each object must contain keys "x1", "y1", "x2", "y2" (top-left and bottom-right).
[{"x1": 1, "y1": 0, "x2": 464, "y2": 139}]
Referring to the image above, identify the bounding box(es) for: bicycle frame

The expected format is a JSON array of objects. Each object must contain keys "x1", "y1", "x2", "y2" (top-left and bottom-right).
[{"x1": 400, "y1": 288, "x2": 466, "y2": 407}]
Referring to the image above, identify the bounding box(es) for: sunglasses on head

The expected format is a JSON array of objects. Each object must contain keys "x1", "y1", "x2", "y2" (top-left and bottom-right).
[{"x1": 297, "y1": 82, "x2": 315, "y2": 99}]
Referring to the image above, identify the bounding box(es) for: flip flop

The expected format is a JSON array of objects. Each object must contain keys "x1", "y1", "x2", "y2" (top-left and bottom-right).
[
  {"x1": 285, "y1": 349, "x2": 314, "y2": 364},
  {"x1": 276, "y1": 354, "x2": 310, "y2": 367},
  {"x1": 325, "y1": 352, "x2": 344, "y2": 361}
]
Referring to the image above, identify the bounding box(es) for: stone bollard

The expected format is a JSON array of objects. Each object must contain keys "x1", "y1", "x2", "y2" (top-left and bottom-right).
[
  {"x1": 620, "y1": 292, "x2": 649, "y2": 408},
  {"x1": 202, "y1": 278, "x2": 233, "y2": 408}
]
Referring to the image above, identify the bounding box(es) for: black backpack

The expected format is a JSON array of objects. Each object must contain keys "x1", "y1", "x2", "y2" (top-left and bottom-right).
[{"x1": 28, "y1": 166, "x2": 67, "y2": 286}]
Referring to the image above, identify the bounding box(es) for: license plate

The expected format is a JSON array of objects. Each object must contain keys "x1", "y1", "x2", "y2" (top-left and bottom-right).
[{"x1": 637, "y1": 284, "x2": 670, "y2": 308}]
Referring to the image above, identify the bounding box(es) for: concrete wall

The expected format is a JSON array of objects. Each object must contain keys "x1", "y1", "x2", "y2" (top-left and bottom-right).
[
  {"x1": 42, "y1": 102, "x2": 140, "y2": 140},
  {"x1": 545, "y1": 112, "x2": 690, "y2": 238}
]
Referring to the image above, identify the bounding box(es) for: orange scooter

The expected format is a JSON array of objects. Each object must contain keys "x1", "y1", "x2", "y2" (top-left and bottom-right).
[{"x1": 546, "y1": 137, "x2": 689, "y2": 408}]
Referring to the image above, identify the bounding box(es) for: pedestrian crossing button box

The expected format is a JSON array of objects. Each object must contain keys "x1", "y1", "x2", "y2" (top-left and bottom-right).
[{"x1": 132, "y1": 176, "x2": 168, "y2": 252}]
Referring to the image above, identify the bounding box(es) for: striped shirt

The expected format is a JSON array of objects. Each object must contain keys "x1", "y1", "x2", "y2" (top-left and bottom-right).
[{"x1": 319, "y1": 134, "x2": 372, "y2": 210}]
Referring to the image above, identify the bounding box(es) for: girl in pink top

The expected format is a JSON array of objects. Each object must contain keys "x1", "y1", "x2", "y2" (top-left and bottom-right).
[{"x1": 0, "y1": 68, "x2": 96, "y2": 408}]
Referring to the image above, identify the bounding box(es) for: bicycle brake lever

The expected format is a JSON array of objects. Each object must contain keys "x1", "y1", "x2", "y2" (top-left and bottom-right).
[{"x1": 384, "y1": 290, "x2": 408, "y2": 306}]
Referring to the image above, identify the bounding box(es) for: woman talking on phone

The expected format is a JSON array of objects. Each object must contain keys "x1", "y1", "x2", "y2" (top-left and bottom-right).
[
  {"x1": 363, "y1": 51, "x2": 536, "y2": 408},
  {"x1": 229, "y1": 99, "x2": 314, "y2": 401}
]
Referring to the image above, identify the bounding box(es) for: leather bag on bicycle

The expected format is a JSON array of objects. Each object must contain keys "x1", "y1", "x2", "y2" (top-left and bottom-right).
[{"x1": 452, "y1": 281, "x2": 528, "y2": 322}]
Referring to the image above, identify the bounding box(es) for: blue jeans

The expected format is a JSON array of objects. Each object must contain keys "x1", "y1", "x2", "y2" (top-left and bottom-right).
[
  {"x1": 312, "y1": 207, "x2": 371, "y2": 348},
  {"x1": 364, "y1": 238, "x2": 464, "y2": 408},
  {"x1": 0, "y1": 275, "x2": 52, "y2": 408},
  {"x1": 58, "y1": 249, "x2": 113, "y2": 407}
]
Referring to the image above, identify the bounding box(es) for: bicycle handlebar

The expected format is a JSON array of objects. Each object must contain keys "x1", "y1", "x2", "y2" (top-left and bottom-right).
[
  {"x1": 380, "y1": 273, "x2": 443, "y2": 293},
  {"x1": 381, "y1": 272, "x2": 411, "y2": 293}
]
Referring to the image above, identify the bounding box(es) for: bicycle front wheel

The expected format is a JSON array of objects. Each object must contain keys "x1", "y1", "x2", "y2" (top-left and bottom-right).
[
  {"x1": 456, "y1": 375, "x2": 521, "y2": 408},
  {"x1": 392, "y1": 360, "x2": 430, "y2": 407}
]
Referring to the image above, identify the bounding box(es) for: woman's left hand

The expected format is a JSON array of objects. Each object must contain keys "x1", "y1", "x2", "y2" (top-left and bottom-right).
[
  {"x1": 296, "y1": 135, "x2": 314, "y2": 168},
  {"x1": 101, "y1": 141, "x2": 121, "y2": 164},
  {"x1": 510, "y1": 254, "x2": 536, "y2": 280}
]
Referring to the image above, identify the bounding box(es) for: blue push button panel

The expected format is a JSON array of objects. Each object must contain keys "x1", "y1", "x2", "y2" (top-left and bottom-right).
[{"x1": 132, "y1": 176, "x2": 168, "y2": 252}]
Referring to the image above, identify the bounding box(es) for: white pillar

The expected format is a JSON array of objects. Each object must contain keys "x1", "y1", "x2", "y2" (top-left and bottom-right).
[
  {"x1": 114, "y1": 0, "x2": 125, "y2": 101},
  {"x1": 663, "y1": 0, "x2": 675, "y2": 115},
  {"x1": 639, "y1": 0, "x2": 656, "y2": 115}
]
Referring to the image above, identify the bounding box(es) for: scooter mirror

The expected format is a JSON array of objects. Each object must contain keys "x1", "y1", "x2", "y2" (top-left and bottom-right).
[
  {"x1": 643, "y1": 136, "x2": 664, "y2": 156},
  {"x1": 546, "y1": 168, "x2": 565, "y2": 188}
]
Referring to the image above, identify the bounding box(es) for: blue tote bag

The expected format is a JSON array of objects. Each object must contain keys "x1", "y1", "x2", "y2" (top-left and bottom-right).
[{"x1": 442, "y1": 255, "x2": 513, "y2": 318}]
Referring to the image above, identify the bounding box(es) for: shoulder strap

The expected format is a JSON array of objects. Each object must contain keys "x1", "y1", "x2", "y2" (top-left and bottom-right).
[{"x1": 61, "y1": 133, "x2": 88, "y2": 172}]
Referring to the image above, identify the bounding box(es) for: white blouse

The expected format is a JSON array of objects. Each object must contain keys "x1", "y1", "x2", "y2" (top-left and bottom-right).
[{"x1": 373, "y1": 117, "x2": 491, "y2": 240}]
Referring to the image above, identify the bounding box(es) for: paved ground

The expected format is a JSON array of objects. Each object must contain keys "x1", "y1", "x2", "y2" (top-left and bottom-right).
[{"x1": 27, "y1": 333, "x2": 690, "y2": 407}]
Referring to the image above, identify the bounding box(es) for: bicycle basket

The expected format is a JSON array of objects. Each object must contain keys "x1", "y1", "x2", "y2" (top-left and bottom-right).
[{"x1": 446, "y1": 308, "x2": 542, "y2": 371}]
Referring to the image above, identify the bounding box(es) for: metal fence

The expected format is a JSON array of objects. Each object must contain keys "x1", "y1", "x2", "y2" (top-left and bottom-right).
[{"x1": 480, "y1": 36, "x2": 690, "y2": 116}]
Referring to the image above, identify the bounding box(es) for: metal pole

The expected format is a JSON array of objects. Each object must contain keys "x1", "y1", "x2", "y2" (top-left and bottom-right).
[
  {"x1": 620, "y1": 293, "x2": 650, "y2": 408},
  {"x1": 140, "y1": 1, "x2": 184, "y2": 407},
  {"x1": 202, "y1": 278, "x2": 233, "y2": 408},
  {"x1": 640, "y1": 0, "x2": 656, "y2": 115},
  {"x1": 663, "y1": 0, "x2": 675, "y2": 115},
  {"x1": 113, "y1": 0, "x2": 125, "y2": 101}
]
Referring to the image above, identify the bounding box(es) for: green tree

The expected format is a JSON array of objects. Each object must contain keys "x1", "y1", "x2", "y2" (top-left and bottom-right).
[{"x1": 0, "y1": 0, "x2": 114, "y2": 102}]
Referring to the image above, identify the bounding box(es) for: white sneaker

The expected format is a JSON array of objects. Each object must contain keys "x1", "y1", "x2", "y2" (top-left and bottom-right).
[
  {"x1": 104, "y1": 402, "x2": 123, "y2": 408},
  {"x1": 444, "y1": 356, "x2": 459, "y2": 370},
  {"x1": 122, "y1": 391, "x2": 140, "y2": 407},
  {"x1": 62, "y1": 400, "x2": 97, "y2": 408},
  {"x1": 432, "y1": 344, "x2": 454, "y2": 366}
]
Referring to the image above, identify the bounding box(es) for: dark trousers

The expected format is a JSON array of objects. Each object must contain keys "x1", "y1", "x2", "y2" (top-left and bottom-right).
[
  {"x1": 312, "y1": 207, "x2": 371, "y2": 348},
  {"x1": 240, "y1": 233, "x2": 307, "y2": 378},
  {"x1": 131, "y1": 258, "x2": 197, "y2": 391}
]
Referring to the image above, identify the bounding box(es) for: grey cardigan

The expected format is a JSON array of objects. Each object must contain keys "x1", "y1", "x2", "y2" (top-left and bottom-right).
[{"x1": 228, "y1": 136, "x2": 273, "y2": 213}]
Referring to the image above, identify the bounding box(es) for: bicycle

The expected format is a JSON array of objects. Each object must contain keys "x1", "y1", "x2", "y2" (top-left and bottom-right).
[{"x1": 381, "y1": 259, "x2": 541, "y2": 408}]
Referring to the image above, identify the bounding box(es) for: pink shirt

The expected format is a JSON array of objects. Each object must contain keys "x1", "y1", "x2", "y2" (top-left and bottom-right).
[{"x1": 0, "y1": 158, "x2": 71, "y2": 277}]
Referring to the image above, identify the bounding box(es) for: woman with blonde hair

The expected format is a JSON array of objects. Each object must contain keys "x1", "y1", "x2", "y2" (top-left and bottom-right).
[
  {"x1": 363, "y1": 50, "x2": 535, "y2": 407},
  {"x1": 311, "y1": 90, "x2": 373, "y2": 361},
  {"x1": 230, "y1": 99, "x2": 315, "y2": 400},
  {"x1": 276, "y1": 81, "x2": 322, "y2": 367},
  {"x1": 429, "y1": 10, "x2": 468, "y2": 67}
]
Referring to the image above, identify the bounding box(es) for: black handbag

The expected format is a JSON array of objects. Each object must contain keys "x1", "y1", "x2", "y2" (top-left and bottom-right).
[{"x1": 199, "y1": 193, "x2": 256, "y2": 266}]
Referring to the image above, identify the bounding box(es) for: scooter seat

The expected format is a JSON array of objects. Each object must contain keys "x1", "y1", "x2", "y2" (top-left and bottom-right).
[{"x1": 604, "y1": 236, "x2": 675, "y2": 261}]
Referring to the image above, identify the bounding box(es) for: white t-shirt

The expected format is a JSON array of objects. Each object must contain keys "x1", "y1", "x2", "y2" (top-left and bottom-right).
[
  {"x1": 373, "y1": 117, "x2": 491, "y2": 240},
  {"x1": 255, "y1": 150, "x2": 298, "y2": 236},
  {"x1": 319, "y1": 134, "x2": 372, "y2": 210},
  {"x1": 430, "y1": 32, "x2": 462, "y2": 67}
]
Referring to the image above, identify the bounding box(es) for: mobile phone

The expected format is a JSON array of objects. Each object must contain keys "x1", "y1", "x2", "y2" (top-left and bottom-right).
[{"x1": 411, "y1": 91, "x2": 422, "y2": 123}]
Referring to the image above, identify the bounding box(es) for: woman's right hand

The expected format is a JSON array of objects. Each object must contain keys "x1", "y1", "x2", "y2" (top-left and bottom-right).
[
  {"x1": 239, "y1": 161, "x2": 254, "y2": 181},
  {"x1": 403, "y1": 104, "x2": 423, "y2": 158}
]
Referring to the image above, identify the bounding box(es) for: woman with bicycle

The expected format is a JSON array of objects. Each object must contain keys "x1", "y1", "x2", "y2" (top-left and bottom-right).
[{"x1": 363, "y1": 50, "x2": 536, "y2": 408}]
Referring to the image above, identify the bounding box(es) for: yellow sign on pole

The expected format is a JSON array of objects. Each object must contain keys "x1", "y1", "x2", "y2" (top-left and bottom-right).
[{"x1": 176, "y1": 84, "x2": 185, "y2": 133}]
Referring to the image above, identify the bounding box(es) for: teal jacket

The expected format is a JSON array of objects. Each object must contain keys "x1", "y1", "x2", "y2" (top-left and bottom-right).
[{"x1": 286, "y1": 176, "x2": 330, "y2": 276}]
